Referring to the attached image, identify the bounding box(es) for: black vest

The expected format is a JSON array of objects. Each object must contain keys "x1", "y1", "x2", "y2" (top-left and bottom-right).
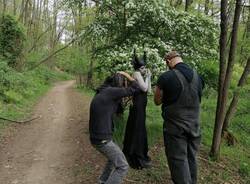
[{"x1": 162, "y1": 69, "x2": 201, "y2": 137}]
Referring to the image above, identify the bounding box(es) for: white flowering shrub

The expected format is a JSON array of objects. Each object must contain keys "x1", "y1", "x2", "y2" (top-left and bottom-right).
[{"x1": 83, "y1": 0, "x2": 219, "y2": 79}]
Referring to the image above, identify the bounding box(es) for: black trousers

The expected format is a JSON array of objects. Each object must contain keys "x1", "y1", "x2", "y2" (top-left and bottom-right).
[{"x1": 163, "y1": 123, "x2": 201, "y2": 184}]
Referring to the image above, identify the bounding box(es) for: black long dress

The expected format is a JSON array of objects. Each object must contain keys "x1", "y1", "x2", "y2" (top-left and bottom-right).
[{"x1": 122, "y1": 90, "x2": 151, "y2": 169}]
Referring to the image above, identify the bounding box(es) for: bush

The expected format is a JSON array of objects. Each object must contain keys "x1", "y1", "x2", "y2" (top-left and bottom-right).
[
  {"x1": 0, "y1": 14, "x2": 25, "y2": 68},
  {"x1": 84, "y1": 0, "x2": 219, "y2": 77},
  {"x1": 3, "y1": 90, "x2": 23, "y2": 103},
  {"x1": 196, "y1": 60, "x2": 219, "y2": 89},
  {"x1": 56, "y1": 47, "x2": 90, "y2": 75},
  {"x1": 0, "y1": 58, "x2": 70, "y2": 105},
  {"x1": 0, "y1": 61, "x2": 16, "y2": 98}
]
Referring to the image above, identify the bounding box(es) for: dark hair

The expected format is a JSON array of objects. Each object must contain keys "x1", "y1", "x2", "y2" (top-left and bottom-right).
[
  {"x1": 96, "y1": 73, "x2": 127, "y2": 94},
  {"x1": 103, "y1": 73, "x2": 126, "y2": 88},
  {"x1": 132, "y1": 49, "x2": 147, "y2": 70},
  {"x1": 113, "y1": 73, "x2": 126, "y2": 87}
]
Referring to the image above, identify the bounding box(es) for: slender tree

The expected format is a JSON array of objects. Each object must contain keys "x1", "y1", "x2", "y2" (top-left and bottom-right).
[
  {"x1": 13, "y1": 0, "x2": 17, "y2": 15},
  {"x1": 185, "y1": 0, "x2": 192, "y2": 11},
  {"x1": 222, "y1": 57, "x2": 250, "y2": 135},
  {"x1": 205, "y1": 0, "x2": 210, "y2": 15},
  {"x1": 2, "y1": 0, "x2": 7, "y2": 15},
  {"x1": 210, "y1": 0, "x2": 243, "y2": 159},
  {"x1": 222, "y1": 9, "x2": 250, "y2": 136},
  {"x1": 210, "y1": 0, "x2": 229, "y2": 159}
]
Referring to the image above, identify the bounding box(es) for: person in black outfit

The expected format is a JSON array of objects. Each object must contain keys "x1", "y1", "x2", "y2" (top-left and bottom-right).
[
  {"x1": 154, "y1": 51, "x2": 204, "y2": 184},
  {"x1": 123, "y1": 50, "x2": 152, "y2": 169},
  {"x1": 89, "y1": 72, "x2": 140, "y2": 184}
]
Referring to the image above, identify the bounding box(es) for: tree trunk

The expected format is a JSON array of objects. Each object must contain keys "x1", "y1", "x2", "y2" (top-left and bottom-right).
[
  {"x1": 211, "y1": 0, "x2": 214, "y2": 15},
  {"x1": 239, "y1": 8, "x2": 250, "y2": 63},
  {"x1": 210, "y1": 0, "x2": 242, "y2": 159},
  {"x1": 198, "y1": 3, "x2": 201, "y2": 14},
  {"x1": 205, "y1": 0, "x2": 210, "y2": 15},
  {"x1": 175, "y1": 0, "x2": 182, "y2": 7},
  {"x1": 222, "y1": 57, "x2": 250, "y2": 132},
  {"x1": 210, "y1": 0, "x2": 229, "y2": 159},
  {"x1": 24, "y1": 0, "x2": 30, "y2": 26},
  {"x1": 19, "y1": 0, "x2": 25, "y2": 22},
  {"x1": 13, "y1": 0, "x2": 17, "y2": 15},
  {"x1": 38, "y1": 0, "x2": 43, "y2": 21},
  {"x1": 169, "y1": 0, "x2": 173, "y2": 6},
  {"x1": 247, "y1": 8, "x2": 250, "y2": 35},
  {"x1": 77, "y1": 1, "x2": 83, "y2": 46},
  {"x1": 87, "y1": 59, "x2": 94, "y2": 87},
  {"x1": 3, "y1": 0, "x2": 7, "y2": 15},
  {"x1": 43, "y1": 0, "x2": 49, "y2": 22},
  {"x1": 23, "y1": 0, "x2": 33, "y2": 28},
  {"x1": 185, "y1": 0, "x2": 190, "y2": 11},
  {"x1": 28, "y1": 0, "x2": 36, "y2": 35},
  {"x1": 221, "y1": 0, "x2": 242, "y2": 126},
  {"x1": 48, "y1": 0, "x2": 58, "y2": 69}
]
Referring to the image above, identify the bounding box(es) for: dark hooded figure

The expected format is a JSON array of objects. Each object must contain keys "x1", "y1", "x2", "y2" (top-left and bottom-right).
[{"x1": 122, "y1": 49, "x2": 152, "y2": 169}]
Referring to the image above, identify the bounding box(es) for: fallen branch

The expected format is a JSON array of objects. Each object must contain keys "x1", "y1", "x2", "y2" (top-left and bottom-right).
[
  {"x1": 27, "y1": 25, "x2": 52, "y2": 53},
  {"x1": 26, "y1": 38, "x2": 77, "y2": 71},
  {"x1": 25, "y1": 29, "x2": 85, "y2": 72},
  {"x1": 124, "y1": 178, "x2": 137, "y2": 183},
  {"x1": 0, "y1": 115, "x2": 41, "y2": 124}
]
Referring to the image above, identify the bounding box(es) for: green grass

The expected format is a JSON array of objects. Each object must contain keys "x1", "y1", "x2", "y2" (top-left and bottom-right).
[
  {"x1": 77, "y1": 85, "x2": 95, "y2": 97},
  {"x1": 0, "y1": 67, "x2": 72, "y2": 134},
  {"x1": 79, "y1": 83, "x2": 250, "y2": 183},
  {"x1": 114, "y1": 89, "x2": 250, "y2": 183},
  {"x1": 0, "y1": 84, "x2": 49, "y2": 129},
  {"x1": 196, "y1": 90, "x2": 249, "y2": 183}
]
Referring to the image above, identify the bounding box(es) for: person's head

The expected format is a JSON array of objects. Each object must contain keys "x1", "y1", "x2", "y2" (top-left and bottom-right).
[
  {"x1": 164, "y1": 51, "x2": 183, "y2": 69},
  {"x1": 104, "y1": 73, "x2": 127, "y2": 88},
  {"x1": 96, "y1": 73, "x2": 128, "y2": 94},
  {"x1": 132, "y1": 49, "x2": 147, "y2": 73}
]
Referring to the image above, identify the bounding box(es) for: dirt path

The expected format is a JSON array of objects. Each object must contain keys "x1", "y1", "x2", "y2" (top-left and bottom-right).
[
  {"x1": 0, "y1": 81, "x2": 104, "y2": 184},
  {"x1": 0, "y1": 81, "x2": 242, "y2": 184}
]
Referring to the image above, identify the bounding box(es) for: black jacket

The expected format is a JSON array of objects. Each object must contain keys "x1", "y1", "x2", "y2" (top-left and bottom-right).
[{"x1": 89, "y1": 81, "x2": 140, "y2": 143}]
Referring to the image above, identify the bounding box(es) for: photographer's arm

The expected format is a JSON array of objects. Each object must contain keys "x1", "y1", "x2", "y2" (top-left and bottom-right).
[
  {"x1": 110, "y1": 72, "x2": 139, "y2": 100},
  {"x1": 117, "y1": 71, "x2": 135, "y2": 82},
  {"x1": 154, "y1": 86, "x2": 162, "y2": 106}
]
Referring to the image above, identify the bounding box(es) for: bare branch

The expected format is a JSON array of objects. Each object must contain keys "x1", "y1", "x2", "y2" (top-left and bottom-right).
[
  {"x1": 26, "y1": 32, "x2": 84, "y2": 71},
  {"x1": 0, "y1": 116, "x2": 41, "y2": 124},
  {"x1": 27, "y1": 26, "x2": 52, "y2": 53}
]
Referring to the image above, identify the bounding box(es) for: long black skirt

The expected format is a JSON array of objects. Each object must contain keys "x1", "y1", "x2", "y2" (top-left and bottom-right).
[{"x1": 123, "y1": 92, "x2": 151, "y2": 169}]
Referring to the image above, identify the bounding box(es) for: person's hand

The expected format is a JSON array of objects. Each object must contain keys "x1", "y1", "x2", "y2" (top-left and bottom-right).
[
  {"x1": 146, "y1": 69, "x2": 152, "y2": 78},
  {"x1": 117, "y1": 71, "x2": 135, "y2": 82},
  {"x1": 117, "y1": 71, "x2": 127, "y2": 76},
  {"x1": 153, "y1": 86, "x2": 157, "y2": 93}
]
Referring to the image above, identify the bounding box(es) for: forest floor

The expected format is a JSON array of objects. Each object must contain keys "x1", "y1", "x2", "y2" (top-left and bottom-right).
[
  {"x1": 0, "y1": 81, "x2": 104, "y2": 184},
  {"x1": 0, "y1": 81, "x2": 245, "y2": 184}
]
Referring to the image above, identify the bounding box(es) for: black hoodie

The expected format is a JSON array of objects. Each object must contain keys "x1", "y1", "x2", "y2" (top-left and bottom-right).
[
  {"x1": 157, "y1": 63, "x2": 204, "y2": 106},
  {"x1": 89, "y1": 81, "x2": 140, "y2": 144}
]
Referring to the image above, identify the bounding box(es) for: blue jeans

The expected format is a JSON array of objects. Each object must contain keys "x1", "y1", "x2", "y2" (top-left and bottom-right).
[{"x1": 92, "y1": 140, "x2": 129, "y2": 184}]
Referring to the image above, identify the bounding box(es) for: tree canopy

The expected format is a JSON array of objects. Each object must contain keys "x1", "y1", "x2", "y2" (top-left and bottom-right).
[{"x1": 84, "y1": 0, "x2": 219, "y2": 77}]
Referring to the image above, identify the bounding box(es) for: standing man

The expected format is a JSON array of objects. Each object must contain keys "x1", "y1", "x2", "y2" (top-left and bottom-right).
[{"x1": 154, "y1": 51, "x2": 204, "y2": 184}]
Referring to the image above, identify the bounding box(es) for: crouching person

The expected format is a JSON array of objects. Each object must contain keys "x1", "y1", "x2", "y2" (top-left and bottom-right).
[{"x1": 89, "y1": 71, "x2": 140, "y2": 184}]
